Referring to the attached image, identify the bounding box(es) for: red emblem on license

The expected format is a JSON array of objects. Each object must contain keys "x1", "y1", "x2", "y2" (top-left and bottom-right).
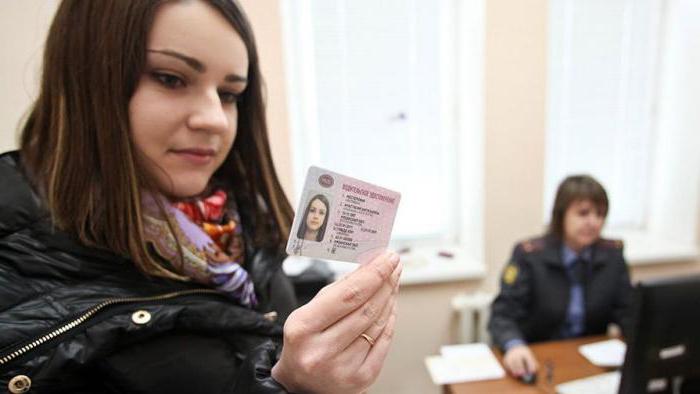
[{"x1": 318, "y1": 174, "x2": 334, "y2": 188}]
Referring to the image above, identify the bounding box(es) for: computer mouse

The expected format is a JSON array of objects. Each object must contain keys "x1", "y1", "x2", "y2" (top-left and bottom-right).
[{"x1": 519, "y1": 372, "x2": 537, "y2": 385}]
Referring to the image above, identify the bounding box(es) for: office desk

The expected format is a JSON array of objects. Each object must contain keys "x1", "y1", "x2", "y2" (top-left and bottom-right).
[{"x1": 444, "y1": 335, "x2": 612, "y2": 394}]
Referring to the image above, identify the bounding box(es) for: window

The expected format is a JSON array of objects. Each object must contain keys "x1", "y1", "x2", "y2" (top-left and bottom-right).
[
  {"x1": 281, "y1": 0, "x2": 485, "y2": 260},
  {"x1": 546, "y1": 0, "x2": 700, "y2": 262},
  {"x1": 546, "y1": 0, "x2": 663, "y2": 229}
]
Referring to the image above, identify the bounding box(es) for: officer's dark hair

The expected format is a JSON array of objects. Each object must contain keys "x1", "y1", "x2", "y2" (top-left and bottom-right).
[{"x1": 548, "y1": 175, "x2": 609, "y2": 238}]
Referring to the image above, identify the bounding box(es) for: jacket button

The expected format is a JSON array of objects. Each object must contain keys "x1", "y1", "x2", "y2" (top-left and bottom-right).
[
  {"x1": 8, "y1": 375, "x2": 31, "y2": 393},
  {"x1": 131, "y1": 310, "x2": 152, "y2": 325}
]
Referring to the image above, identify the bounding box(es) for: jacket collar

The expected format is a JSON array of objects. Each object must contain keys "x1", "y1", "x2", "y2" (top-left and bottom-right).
[
  {"x1": 590, "y1": 240, "x2": 613, "y2": 268},
  {"x1": 541, "y1": 235, "x2": 563, "y2": 267},
  {"x1": 542, "y1": 235, "x2": 607, "y2": 269}
]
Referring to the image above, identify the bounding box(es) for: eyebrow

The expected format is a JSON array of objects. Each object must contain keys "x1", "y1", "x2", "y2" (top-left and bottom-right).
[{"x1": 147, "y1": 49, "x2": 248, "y2": 83}]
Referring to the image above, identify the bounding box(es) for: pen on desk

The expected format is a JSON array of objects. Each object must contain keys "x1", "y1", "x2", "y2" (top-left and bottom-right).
[{"x1": 545, "y1": 359, "x2": 554, "y2": 385}]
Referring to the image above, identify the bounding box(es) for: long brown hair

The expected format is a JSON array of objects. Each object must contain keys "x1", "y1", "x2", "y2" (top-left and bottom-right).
[
  {"x1": 547, "y1": 174, "x2": 609, "y2": 238},
  {"x1": 20, "y1": 0, "x2": 293, "y2": 278}
]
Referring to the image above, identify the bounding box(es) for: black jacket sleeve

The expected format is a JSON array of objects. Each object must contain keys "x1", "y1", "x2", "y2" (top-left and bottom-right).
[
  {"x1": 488, "y1": 244, "x2": 533, "y2": 351},
  {"x1": 610, "y1": 246, "x2": 633, "y2": 337},
  {"x1": 231, "y1": 341, "x2": 290, "y2": 394}
]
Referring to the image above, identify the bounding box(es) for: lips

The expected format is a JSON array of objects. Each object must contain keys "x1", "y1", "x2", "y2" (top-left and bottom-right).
[
  {"x1": 170, "y1": 147, "x2": 216, "y2": 165},
  {"x1": 172, "y1": 147, "x2": 216, "y2": 156}
]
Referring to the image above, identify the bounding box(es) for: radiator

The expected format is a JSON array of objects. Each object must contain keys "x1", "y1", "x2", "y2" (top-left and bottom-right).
[{"x1": 451, "y1": 291, "x2": 496, "y2": 343}]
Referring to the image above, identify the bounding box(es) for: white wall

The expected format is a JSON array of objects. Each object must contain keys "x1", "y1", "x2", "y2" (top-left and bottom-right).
[{"x1": 0, "y1": 1, "x2": 59, "y2": 153}]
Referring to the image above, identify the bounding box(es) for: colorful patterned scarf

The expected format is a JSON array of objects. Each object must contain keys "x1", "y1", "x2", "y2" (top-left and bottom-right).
[{"x1": 142, "y1": 189, "x2": 257, "y2": 308}]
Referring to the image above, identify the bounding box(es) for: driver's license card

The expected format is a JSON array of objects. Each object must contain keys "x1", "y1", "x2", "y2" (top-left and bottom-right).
[{"x1": 286, "y1": 166, "x2": 401, "y2": 264}]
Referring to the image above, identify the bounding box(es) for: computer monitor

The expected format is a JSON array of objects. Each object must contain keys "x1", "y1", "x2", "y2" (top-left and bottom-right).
[{"x1": 619, "y1": 274, "x2": 700, "y2": 394}]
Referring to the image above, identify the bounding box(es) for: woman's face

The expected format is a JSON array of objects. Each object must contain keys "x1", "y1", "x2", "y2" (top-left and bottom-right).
[
  {"x1": 129, "y1": 1, "x2": 249, "y2": 198},
  {"x1": 563, "y1": 199, "x2": 605, "y2": 251},
  {"x1": 305, "y1": 199, "x2": 327, "y2": 232}
]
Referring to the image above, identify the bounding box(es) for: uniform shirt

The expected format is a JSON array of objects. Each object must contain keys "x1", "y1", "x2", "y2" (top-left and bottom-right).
[{"x1": 560, "y1": 245, "x2": 592, "y2": 338}]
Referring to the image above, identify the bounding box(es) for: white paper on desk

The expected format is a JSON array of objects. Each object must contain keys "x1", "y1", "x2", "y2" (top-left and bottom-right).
[
  {"x1": 424, "y1": 343, "x2": 505, "y2": 385},
  {"x1": 578, "y1": 339, "x2": 626, "y2": 367}
]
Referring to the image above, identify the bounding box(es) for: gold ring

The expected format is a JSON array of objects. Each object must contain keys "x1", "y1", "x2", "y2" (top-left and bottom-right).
[{"x1": 361, "y1": 333, "x2": 376, "y2": 347}]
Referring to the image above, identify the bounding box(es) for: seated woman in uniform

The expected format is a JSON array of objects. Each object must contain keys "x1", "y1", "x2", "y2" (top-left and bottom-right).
[{"x1": 488, "y1": 175, "x2": 632, "y2": 379}]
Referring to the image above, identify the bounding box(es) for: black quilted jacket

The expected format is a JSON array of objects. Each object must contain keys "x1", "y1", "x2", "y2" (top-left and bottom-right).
[{"x1": 0, "y1": 151, "x2": 296, "y2": 393}]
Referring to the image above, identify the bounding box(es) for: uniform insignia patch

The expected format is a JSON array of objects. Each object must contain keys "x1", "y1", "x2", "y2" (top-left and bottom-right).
[{"x1": 503, "y1": 264, "x2": 518, "y2": 285}]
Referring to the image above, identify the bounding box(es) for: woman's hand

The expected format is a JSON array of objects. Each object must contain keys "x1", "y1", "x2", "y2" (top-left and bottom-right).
[
  {"x1": 503, "y1": 344, "x2": 538, "y2": 377},
  {"x1": 271, "y1": 251, "x2": 402, "y2": 394}
]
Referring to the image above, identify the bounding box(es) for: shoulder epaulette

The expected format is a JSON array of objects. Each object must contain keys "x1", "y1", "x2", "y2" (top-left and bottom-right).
[
  {"x1": 599, "y1": 238, "x2": 624, "y2": 250},
  {"x1": 518, "y1": 236, "x2": 546, "y2": 253}
]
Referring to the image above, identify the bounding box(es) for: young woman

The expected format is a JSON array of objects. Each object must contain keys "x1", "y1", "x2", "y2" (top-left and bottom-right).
[
  {"x1": 488, "y1": 175, "x2": 632, "y2": 379},
  {"x1": 296, "y1": 194, "x2": 330, "y2": 242},
  {"x1": 0, "y1": 1, "x2": 401, "y2": 393}
]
